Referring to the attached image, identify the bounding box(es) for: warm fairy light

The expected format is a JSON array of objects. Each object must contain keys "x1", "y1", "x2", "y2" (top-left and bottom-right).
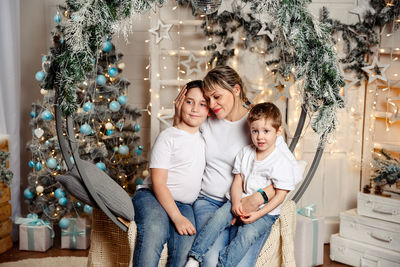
[{"x1": 380, "y1": 48, "x2": 385, "y2": 53}]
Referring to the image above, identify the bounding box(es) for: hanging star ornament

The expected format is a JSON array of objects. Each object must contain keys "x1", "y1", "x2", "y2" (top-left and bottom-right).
[
  {"x1": 389, "y1": 104, "x2": 400, "y2": 123},
  {"x1": 181, "y1": 53, "x2": 203, "y2": 76},
  {"x1": 341, "y1": 75, "x2": 359, "y2": 97},
  {"x1": 217, "y1": 0, "x2": 236, "y2": 15},
  {"x1": 349, "y1": 0, "x2": 376, "y2": 22},
  {"x1": 149, "y1": 19, "x2": 173, "y2": 44},
  {"x1": 361, "y1": 57, "x2": 390, "y2": 84},
  {"x1": 268, "y1": 75, "x2": 293, "y2": 101}
]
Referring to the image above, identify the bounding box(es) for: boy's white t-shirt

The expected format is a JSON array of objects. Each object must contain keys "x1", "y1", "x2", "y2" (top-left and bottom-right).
[
  {"x1": 231, "y1": 144, "x2": 302, "y2": 215},
  {"x1": 199, "y1": 114, "x2": 293, "y2": 202},
  {"x1": 139, "y1": 127, "x2": 205, "y2": 204}
]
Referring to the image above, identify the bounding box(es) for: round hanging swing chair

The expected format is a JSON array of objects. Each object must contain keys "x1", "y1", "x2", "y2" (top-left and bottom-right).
[{"x1": 54, "y1": 83, "x2": 322, "y2": 266}]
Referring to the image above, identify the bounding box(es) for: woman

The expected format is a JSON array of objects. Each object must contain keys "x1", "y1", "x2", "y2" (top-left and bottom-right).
[{"x1": 174, "y1": 66, "x2": 285, "y2": 266}]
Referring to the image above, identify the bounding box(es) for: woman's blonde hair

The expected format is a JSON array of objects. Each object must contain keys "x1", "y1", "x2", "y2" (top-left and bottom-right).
[{"x1": 203, "y1": 66, "x2": 250, "y2": 105}]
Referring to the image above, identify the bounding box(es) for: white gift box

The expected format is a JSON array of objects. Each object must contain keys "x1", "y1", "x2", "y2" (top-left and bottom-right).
[
  {"x1": 358, "y1": 192, "x2": 400, "y2": 224},
  {"x1": 330, "y1": 234, "x2": 400, "y2": 267},
  {"x1": 294, "y1": 213, "x2": 325, "y2": 267},
  {"x1": 19, "y1": 224, "x2": 53, "y2": 252},
  {"x1": 340, "y1": 209, "x2": 400, "y2": 252}
]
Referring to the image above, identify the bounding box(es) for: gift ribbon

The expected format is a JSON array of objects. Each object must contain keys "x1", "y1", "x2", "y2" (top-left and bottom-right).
[
  {"x1": 298, "y1": 204, "x2": 318, "y2": 266},
  {"x1": 61, "y1": 219, "x2": 90, "y2": 249},
  {"x1": 15, "y1": 213, "x2": 54, "y2": 251}
]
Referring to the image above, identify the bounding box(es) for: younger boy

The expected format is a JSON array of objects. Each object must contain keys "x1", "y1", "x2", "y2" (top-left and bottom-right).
[
  {"x1": 133, "y1": 80, "x2": 209, "y2": 267},
  {"x1": 186, "y1": 102, "x2": 301, "y2": 267}
]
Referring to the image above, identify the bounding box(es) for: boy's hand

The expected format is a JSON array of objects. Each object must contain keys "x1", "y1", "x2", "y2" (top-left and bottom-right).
[
  {"x1": 240, "y1": 211, "x2": 262, "y2": 224},
  {"x1": 173, "y1": 215, "x2": 196, "y2": 236},
  {"x1": 231, "y1": 202, "x2": 244, "y2": 225},
  {"x1": 173, "y1": 85, "x2": 187, "y2": 126}
]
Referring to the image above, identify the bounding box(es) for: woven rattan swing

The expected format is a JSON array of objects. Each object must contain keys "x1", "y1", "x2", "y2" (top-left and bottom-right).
[{"x1": 55, "y1": 77, "x2": 321, "y2": 266}]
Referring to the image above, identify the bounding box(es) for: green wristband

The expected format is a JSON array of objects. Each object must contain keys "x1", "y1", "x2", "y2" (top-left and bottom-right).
[{"x1": 257, "y1": 189, "x2": 269, "y2": 204}]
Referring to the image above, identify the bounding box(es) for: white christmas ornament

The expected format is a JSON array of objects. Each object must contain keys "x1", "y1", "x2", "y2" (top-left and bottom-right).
[
  {"x1": 361, "y1": 57, "x2": 389, "y2": 84},
  {"x1": 105, "y1": 122, "x2": 113, "y2": 130},
  {"x1": 149, "y1": 19, "x2": 173, "y2": 44},
  {"x1": 40, "y1": 89, "x2": 48, "y2": 95},
  {"x1": 191, "y1": 0, "x2": 221, "y2": 14},
  {"x1": 34, "y1": 128, "x2": 44, "y2": 138},
  {"x1": 181, "y1": 53, "x2": 203, "y2": 76},
  {"x1": 118, "y1": 62, "x2": 125, "y2": 70},
  {"x1": 142, "y1": 170, "x2": 149, "y2": 177},
  {"x1": 36, "y1": 185, "x2": 44, "y2": 193},
  {"x1": 268, "y1": 75, "x2": 293, "y2": 101}
]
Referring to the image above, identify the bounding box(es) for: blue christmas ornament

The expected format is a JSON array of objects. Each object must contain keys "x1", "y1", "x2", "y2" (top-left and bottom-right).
[
  {"x1": 70, "y1": 156, "x2": 75, "y2": 164},
  {"x1": 46, "y1": 158, "x2": 57, "y2": 169},
  {"x1": 54, "y1": 188, "x2": 66, "y2": 199},
  {"x1": 58, "y1": 197, "x2": 68, "y2": 206},
  {"x1": 59, "y1": 218, "x2": 70, "y2": 229},
  {"x1": 136, "y1": 149, "x2": 142, "y2": 156},
  {"x1": 35, "y1": 162, "x2": 42, "y2": 171},
  {"x1": 108, "y1": 67, "x2": 118, "y2": 77},
  {"x1": 35, "y1": 71, "x2": 45, "y2": 81},
  {"x1": 72, "y1": 14, "x2": 79, "y2": 21},
  {"x1": 83, "y1": 102, "x2": 94, "y2": 112},
  {"x1": 83, "y1": 205, "x2": 93, "y2": 214},
  {"x1": 80, "y1": 123, "x2": 92, "y2": 135},
  {"x1": 76, "y1": 202, "x2": 82, "y2": 208},
  {"x1": 136, "y1": 178, "x2": 144, "y2": 185},
  {"x1": 106, "y1": 129, "x2": 114, "y2": 136},
  {"x1": 41, "y1": 110, "x2": 53, "y2": 121},
  {"x1": 56, "y1": 165, "x2": 61, "y2": 171},
  {"x1": 54, "y1": 13, "x2": 61, "y2": 24},
  {"x1": 96, "y1": 162, "x2": 106, "y2": 171},
  {"x1": 117, "y1": 95, "x2": 127, "y2": 105},
  {"x1": 42, "y1": 55, "x2": 47, "y2": 62},
  {"x1": 109, "y1": 101, "x2": 121, "y2": 112},
  {"x1": 138, "y1": 145, "x2": 143, "y2": 150},
  {"x1": 96, "y1": 75, "x2": 107, "y2": 85},
  {"x1": 102, "y1": 41, "x2": 112, "y2": 52},
  {"x1": 118, "y1": 145, "x2": 129, "y2": 155},
  {"x1": 28, "y1": 160, "x2": 35, "y2": 168},
  {"x1": 134, "y1": 123, "x2": 141, "y2": 132},
  {"x1": 24, "y1": 188, "x2": 34, "y2": 199},
  {"x1": 60, "y1": 39, "x2": 64, "y2": 44},
  {"x1": 30, "y1": 111, "x2": 38, "y2": 118}
]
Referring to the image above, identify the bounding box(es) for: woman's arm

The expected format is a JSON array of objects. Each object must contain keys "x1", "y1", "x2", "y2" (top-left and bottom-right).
[
  {"x1": 151, "y1": 168, "x2": 196, "y2": 235},
  {"x1": 240, "y1": 184, "x2": 276, "y2": 215},
  {"x1": 241, "y1": 189, "x2": 288, "y2": 224}
]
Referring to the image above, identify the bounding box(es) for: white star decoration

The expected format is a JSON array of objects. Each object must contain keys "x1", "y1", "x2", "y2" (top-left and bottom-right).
[
  {"x1": 149, "y1": 19, "x2": 173, "y2": 44},
  {"x1": 218, "y1": 0, "x2": 236, "y2": 15},
  {"x1": 268, "y1": 75, "x2": 293, "y2": 101},
  {"x1": 214, "y1": 42, "x2": 226, "y2": 54},
  {"x1": 181, "y1": 53, "x2": 203, "y2": 76},
  {"x1": 389, "y1": 103, "x2": 400, "y2": 123},
  {"x1": 342, "y1": 75, "x2": 359, "y2": 97},
  {"x1": 361, "y1": 57, "x2": 390, "y2": 84},
  {"x1": 349, "y1": 0, "x2": 376, "y2": 22}
]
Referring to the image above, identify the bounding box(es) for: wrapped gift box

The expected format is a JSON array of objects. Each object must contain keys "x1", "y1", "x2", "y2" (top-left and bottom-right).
[
  {"x1": 19, "y1": 224, "x2": 53, "y2": 251},
  {"x1": 340, "y1": 209, "x2": 400, "y2": 252},
  {"x1": 358, "y1": 192, "x2": 400, "y2": 223},
  {"x1": 61, "y1": 217, "x2": 91, "y2": 249},
  {"x1": 294, "y1": 212, "x2": 325, "y2": 267},
  {"x1": 330, "y1": 234, "x2": 400, "y2": 267}
]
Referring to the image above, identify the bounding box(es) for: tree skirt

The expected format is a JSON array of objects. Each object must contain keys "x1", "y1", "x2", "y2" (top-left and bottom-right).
[{"x1": 0, "y1": 256, "x2": 87, "y2": 267}]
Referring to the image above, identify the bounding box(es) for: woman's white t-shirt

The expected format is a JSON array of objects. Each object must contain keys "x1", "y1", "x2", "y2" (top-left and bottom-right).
[
  {"x1": 200, "y1": 114, "x2": 292, "y2": 202},
  {"x1": 139, "y1": 127, "x2": 205, "y2": 204}
]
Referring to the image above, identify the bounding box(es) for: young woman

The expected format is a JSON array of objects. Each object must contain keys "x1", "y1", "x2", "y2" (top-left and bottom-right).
[{"x1": 174, "y1": 66, "x2": 288, "y2": 266}]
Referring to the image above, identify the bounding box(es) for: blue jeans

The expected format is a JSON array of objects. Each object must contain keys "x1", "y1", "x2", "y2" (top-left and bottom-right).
[
  {"x1": 132, "y1": 189, "x2": 196, "y2": 267},
  {"x1": 192, "y1": 197, "x2": 279, "y2": 267}
]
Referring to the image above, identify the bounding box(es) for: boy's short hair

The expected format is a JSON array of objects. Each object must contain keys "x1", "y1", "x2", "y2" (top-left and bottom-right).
[
  {"x1": 186, "y1": 80, "x2": 203, "y2": 91},
  {"x1": 247, "y1": 102, "x2": 282, "y2": 131}
]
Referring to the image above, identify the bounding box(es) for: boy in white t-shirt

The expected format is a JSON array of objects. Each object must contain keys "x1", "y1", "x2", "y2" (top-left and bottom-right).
[
  {"x1": 186, "y1": 102, "x2": 301, "y2": 267},
  {"x1": 133, "y1": 80, "x2": 209, "y2": 267}
]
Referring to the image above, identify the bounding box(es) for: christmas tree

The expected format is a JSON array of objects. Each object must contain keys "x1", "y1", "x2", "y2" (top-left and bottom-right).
[{"x1": 25, "y1": 9, "x2": 147, "y2": 224}]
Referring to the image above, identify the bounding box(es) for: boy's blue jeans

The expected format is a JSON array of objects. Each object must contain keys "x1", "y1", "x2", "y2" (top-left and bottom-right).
[
  {"x1": 191, "y1": 199, "x2": 279, "y2": 267},
  {"x1": 132, "y1": 189, "x2": 196, "y2": 267}
]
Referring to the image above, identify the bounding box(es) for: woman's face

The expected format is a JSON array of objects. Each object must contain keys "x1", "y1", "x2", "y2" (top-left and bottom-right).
[
  {"x1": 181, "y1": 87, "x2": 209, "y2": 128},
  {"x1": 204, "y1": 85, "x2": 235, "y2": 120}
]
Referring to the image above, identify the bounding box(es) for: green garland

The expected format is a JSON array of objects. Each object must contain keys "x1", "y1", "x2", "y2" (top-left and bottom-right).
[
  {"x1": 0, "y1": 151, "x2": 13, "y2": 186},
  {"x1": 44, "y1": 0, "x2": 346, "y2": 144}
]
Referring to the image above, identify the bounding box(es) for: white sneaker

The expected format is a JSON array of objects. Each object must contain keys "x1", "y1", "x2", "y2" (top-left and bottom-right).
[{"x1": 185, "y1": 257, "x2": 199, "y2": 267}]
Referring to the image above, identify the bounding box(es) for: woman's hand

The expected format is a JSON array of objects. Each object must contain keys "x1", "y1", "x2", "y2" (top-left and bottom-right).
[
  {"x1": 173, "y1": 85, "x2": 187, "y2": 126},
  {"x1": 240, "y1": 194, "x2": 261, "y2": 214},
  {"x1": 240, "y1": 211, "x2": 262, "y2": 224},
  {"x1": 172, "y1": 214, "x2": 196, "y2": 236}
]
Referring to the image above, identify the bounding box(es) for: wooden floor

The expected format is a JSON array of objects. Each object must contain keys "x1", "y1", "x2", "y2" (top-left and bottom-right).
[{"x1": 0, "y1": 241, "x2": 348, "y2": 266}]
